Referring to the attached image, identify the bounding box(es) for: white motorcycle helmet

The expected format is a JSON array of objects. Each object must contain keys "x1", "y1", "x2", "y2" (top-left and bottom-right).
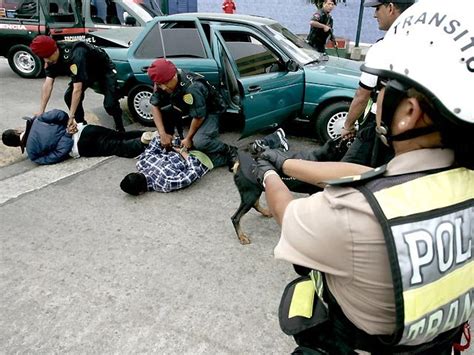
[{"x1": 361, "y1": 0, "x2": 474, "y2": 128}]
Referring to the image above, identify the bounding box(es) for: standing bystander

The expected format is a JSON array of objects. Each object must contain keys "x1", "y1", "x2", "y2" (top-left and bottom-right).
[
  {"x1": 222, "y1": 0, "x2": 236, "y2": 14},
  {"x1": 306, "y1": 0, "x2": 336, "y2": 53}
]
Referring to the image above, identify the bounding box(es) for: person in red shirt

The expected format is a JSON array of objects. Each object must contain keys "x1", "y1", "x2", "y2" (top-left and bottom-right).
[{"x1": 222, "y1": 0, "x2": 236, "y2": 14}]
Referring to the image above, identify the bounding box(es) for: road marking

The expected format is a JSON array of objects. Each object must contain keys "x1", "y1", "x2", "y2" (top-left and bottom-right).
[{"x1": 0, "y1": 157, "x2": 110, "y2": 205}]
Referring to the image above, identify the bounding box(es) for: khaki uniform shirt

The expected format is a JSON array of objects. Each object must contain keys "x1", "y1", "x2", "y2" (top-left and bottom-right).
[{"x1": 275, "y1": 148, "x2": 455, "y2": 335}]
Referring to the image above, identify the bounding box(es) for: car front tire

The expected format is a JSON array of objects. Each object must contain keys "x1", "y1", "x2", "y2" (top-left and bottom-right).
[
  {"x1": 8, "y1": 44, "x2": 43, "y2": 78},
  {"x1": 127, "y1": 85, "x2": 154, "y2": 126},
  {"x1": 315, "y1": 101, "x2": 351, "y2": 142}
]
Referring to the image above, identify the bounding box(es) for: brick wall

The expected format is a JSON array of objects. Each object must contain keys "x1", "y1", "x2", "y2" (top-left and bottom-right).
[{"x1": 197, "y1": 0, "x2": 385, "y2": 45}]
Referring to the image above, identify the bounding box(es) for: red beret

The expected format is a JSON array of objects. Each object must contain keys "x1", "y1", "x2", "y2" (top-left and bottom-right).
[
  {"x1": 147, "y1": 59, "x2": 177, "y2": 84},
  {"x1": 30, "y1": 35, "x2": 57, "y2": 58}
]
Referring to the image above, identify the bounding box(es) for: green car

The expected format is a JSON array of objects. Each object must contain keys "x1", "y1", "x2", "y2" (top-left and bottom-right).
[{"x1": 96, "y1": 13, "x2": 360, "y2": 141}]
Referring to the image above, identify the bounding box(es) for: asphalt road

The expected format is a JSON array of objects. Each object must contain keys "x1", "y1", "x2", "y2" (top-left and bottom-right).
[
  {"x1": 1, "y1": 59, "x2": 473, "y2": 354},
  {"x1": 0, "y1": 59, "x2": 316, "y2": 353}
]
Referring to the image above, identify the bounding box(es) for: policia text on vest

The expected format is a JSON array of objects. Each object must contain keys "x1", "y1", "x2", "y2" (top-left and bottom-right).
[{"x1": 360, "y1": 168, "x2": 473, "y2": 346}]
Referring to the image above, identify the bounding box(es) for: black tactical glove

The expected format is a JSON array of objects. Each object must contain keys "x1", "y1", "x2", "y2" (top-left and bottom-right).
[
  {"x1": 252, "y1": 158, "x2": 278, "y2": 187},
  {"x1": 260, "y1": 149, "x2": 290, "y2": 171}
]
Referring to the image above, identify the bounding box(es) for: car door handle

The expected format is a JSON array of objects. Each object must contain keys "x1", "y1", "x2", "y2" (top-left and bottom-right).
[
  {"x1": 248, "y1": 85, "x2": 261, "y2": 93},
  {"x1": 141, "y1": 66, "x2": 149, "y2": 73}
]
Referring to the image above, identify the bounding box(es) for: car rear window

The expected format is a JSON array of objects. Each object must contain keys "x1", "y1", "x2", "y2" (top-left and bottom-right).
[{"x1": 134, "y1": 22, "x2": 207, "y2": 59}]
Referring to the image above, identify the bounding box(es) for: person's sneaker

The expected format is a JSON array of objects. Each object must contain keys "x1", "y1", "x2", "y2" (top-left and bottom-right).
[
  {"x1": 141, "y1": 131, "x2": 158, "y2": 144},
  {"x1": 272, "y1": 128, "x2": 289, "y2": 150},
  {"x1": 249, "y1": 128, "x2": 289, "y2": 154},
  {"x1": 226, "y1": 145, "x2": 239, "y2": 172}
]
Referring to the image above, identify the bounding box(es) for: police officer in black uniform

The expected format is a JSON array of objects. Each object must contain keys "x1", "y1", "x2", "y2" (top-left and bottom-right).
[
  {"x1": 147, "y1": 58, "x2": 237, "y2": 169},
  {"x1": 30, "y1": 35, "x2": 125, "y2": 132},
  {"x1": 307, "y1": 0, "x2": 336, "y2": 53}
]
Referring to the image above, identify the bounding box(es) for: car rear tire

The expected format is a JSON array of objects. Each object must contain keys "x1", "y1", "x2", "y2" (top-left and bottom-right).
[
  {"x1": 127, "y1": 85, "x2": 154, "y2": 126},
  {"x1": 315, "y1": 101, "x2": 350, "y2": 143},
  {"x1": 8, "y1": 45, "x2": 43, "y2": 78}
]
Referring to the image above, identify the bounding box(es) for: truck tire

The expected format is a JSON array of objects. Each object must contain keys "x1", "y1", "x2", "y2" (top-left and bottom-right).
[
  {"x1": 315, "y1": 101, "x2": 350, "y2": 143},
  {"x1": 8, "y1": 44, "x2": 43, "y2": 78},
  {"x1": 127, "y1": 85, "x2": 154, "y2": 126}
]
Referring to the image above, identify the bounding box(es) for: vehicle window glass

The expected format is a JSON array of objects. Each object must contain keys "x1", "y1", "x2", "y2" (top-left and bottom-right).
[
  {"x1": 265, "y1": 23, "x2": 320, "y2": 64},
  {"x1": 221, "y1": 31, "x2": 282, "y2": 77},
  {"x1": 135, "y1": 22, "x2": 206, "y2": 59},
  {"x1": 0, "y1": 0, "x2": 38, "y2": 19},
  {"x1": 136, "y1": 0, "x2": 162, "y2": 17},
  {"x1": 87, "y1": 0, "x2": 138, "y2": 25},
  {"x1": 88, "y1": 0, "x2": 105, "y2": 24},
  {"x1": 216, "y1": 36, "x2": 240, "y2": 106},
  {"x1": 46, "y1": 0, "x2": 76, "y2": 23}
]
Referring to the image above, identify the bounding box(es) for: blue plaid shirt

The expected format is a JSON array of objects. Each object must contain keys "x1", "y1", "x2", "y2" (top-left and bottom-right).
[{"x1": 136, "y1": 137, "x2": 210, "y2": 193}]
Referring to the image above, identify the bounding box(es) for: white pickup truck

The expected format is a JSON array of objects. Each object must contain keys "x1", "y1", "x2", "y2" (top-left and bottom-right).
[{"x1": 0, "y1": 0, "x2": 162, "y2": 78}]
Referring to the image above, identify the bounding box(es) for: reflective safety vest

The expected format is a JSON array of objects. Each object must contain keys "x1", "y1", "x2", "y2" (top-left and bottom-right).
[{"x1": 357, "y1": 167, "x2": 474, "y2": 346}]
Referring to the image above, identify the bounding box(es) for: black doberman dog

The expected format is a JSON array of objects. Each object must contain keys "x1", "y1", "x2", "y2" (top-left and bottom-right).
[{"x1": 231, "y1": 137, "x2": 352, "y2": 245}]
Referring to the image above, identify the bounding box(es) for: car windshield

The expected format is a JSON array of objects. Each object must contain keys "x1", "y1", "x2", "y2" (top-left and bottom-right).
[
  {"x1": 264, "y1": 23, "x2": 321, "y2": 64},
  {"x1": 120, "y1": 0, "x2": 161, "y2": 22}
]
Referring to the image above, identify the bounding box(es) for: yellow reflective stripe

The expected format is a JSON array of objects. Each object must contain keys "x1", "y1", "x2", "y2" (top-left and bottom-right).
[
  {"x1": 374, "y1": 168, "x2": 474, "y2": 220},
  {"x1": 289, "y1": 280, "x2": 315, "y2": 319},
  {"x1": 310, "y1": 270, "x2": 324, "y2": 298},
  {"x1": 364, "y1": 98, "x2": 373, "y2": 117},
  {"x1": 403, "y1": 261, "x2": 474, "y2": 323}
]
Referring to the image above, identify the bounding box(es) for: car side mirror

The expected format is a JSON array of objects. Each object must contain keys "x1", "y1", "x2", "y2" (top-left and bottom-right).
[
  {"x1": 286, "y1": 59, "x2": 299, "y2": 72},
  {"x1": 125, "y1": 15, "x2": 137, "y2": 26}
]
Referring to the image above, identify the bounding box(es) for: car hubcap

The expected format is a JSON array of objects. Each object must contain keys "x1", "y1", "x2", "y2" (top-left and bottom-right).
[
  {"x1": 133, "y1": 91, "x2": 153, "y2": 121},
  {"x1": 14, "y1": 51, "x2": 35, "y2": 74},
  {"x1": 327, "y1": 111, "x2": 347, "y2": 139}
]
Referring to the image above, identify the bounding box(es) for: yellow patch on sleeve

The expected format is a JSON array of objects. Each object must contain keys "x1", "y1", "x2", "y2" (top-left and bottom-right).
[
  {"x1": 183, "y1": 93, "x2": 194, "y2": 105},
  {"x1": 69, "y1": 64, "x2": 78, "y2": 75},
  {"x1": 288, "y1": 280, "x2": 315, "y2": 319}
]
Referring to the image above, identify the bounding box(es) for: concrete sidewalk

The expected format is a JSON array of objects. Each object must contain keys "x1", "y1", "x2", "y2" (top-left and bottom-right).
[{"x1": 0, "y1": 132, "x2": 319, "y2": 353}]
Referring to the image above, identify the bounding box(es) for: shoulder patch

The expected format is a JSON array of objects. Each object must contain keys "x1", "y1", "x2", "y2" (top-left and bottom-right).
[
  {"x1": 324, "y1": 165, "x2": 387, "y2": 187},
  {"x1": 183, "y1": 93, "x2": 194, "y2": 105},
  {"x1": 69, "y1": 64, "x2": 78, "y2": 75}
]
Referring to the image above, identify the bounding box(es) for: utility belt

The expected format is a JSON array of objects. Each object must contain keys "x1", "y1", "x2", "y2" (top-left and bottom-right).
[
  {"x1": 279, "y1": 271, "x2": 465, "y2": 354},
  {"x1": 279, "y1": 271, "x2": 328, "y2": 337}
]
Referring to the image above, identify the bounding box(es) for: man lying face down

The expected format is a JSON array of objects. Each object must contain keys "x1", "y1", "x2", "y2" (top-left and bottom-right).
[
  {"x1": 2, "y1": 109, "x2": 151, "y2": 165},
  {"x1": 120, "y1": 127, "x2": 292, "y2": 195},
  {"x1": 120, "y1": 135, "x2": 214, "y2": 195}
]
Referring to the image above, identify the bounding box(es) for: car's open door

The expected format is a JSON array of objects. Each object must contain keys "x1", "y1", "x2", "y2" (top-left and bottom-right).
[
  {"x1": 211, "y1": 24, "x2": 305, "y2": 137},
  {"x1": 211, "y1": 28, "x2": 242, "y2": 115}
]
